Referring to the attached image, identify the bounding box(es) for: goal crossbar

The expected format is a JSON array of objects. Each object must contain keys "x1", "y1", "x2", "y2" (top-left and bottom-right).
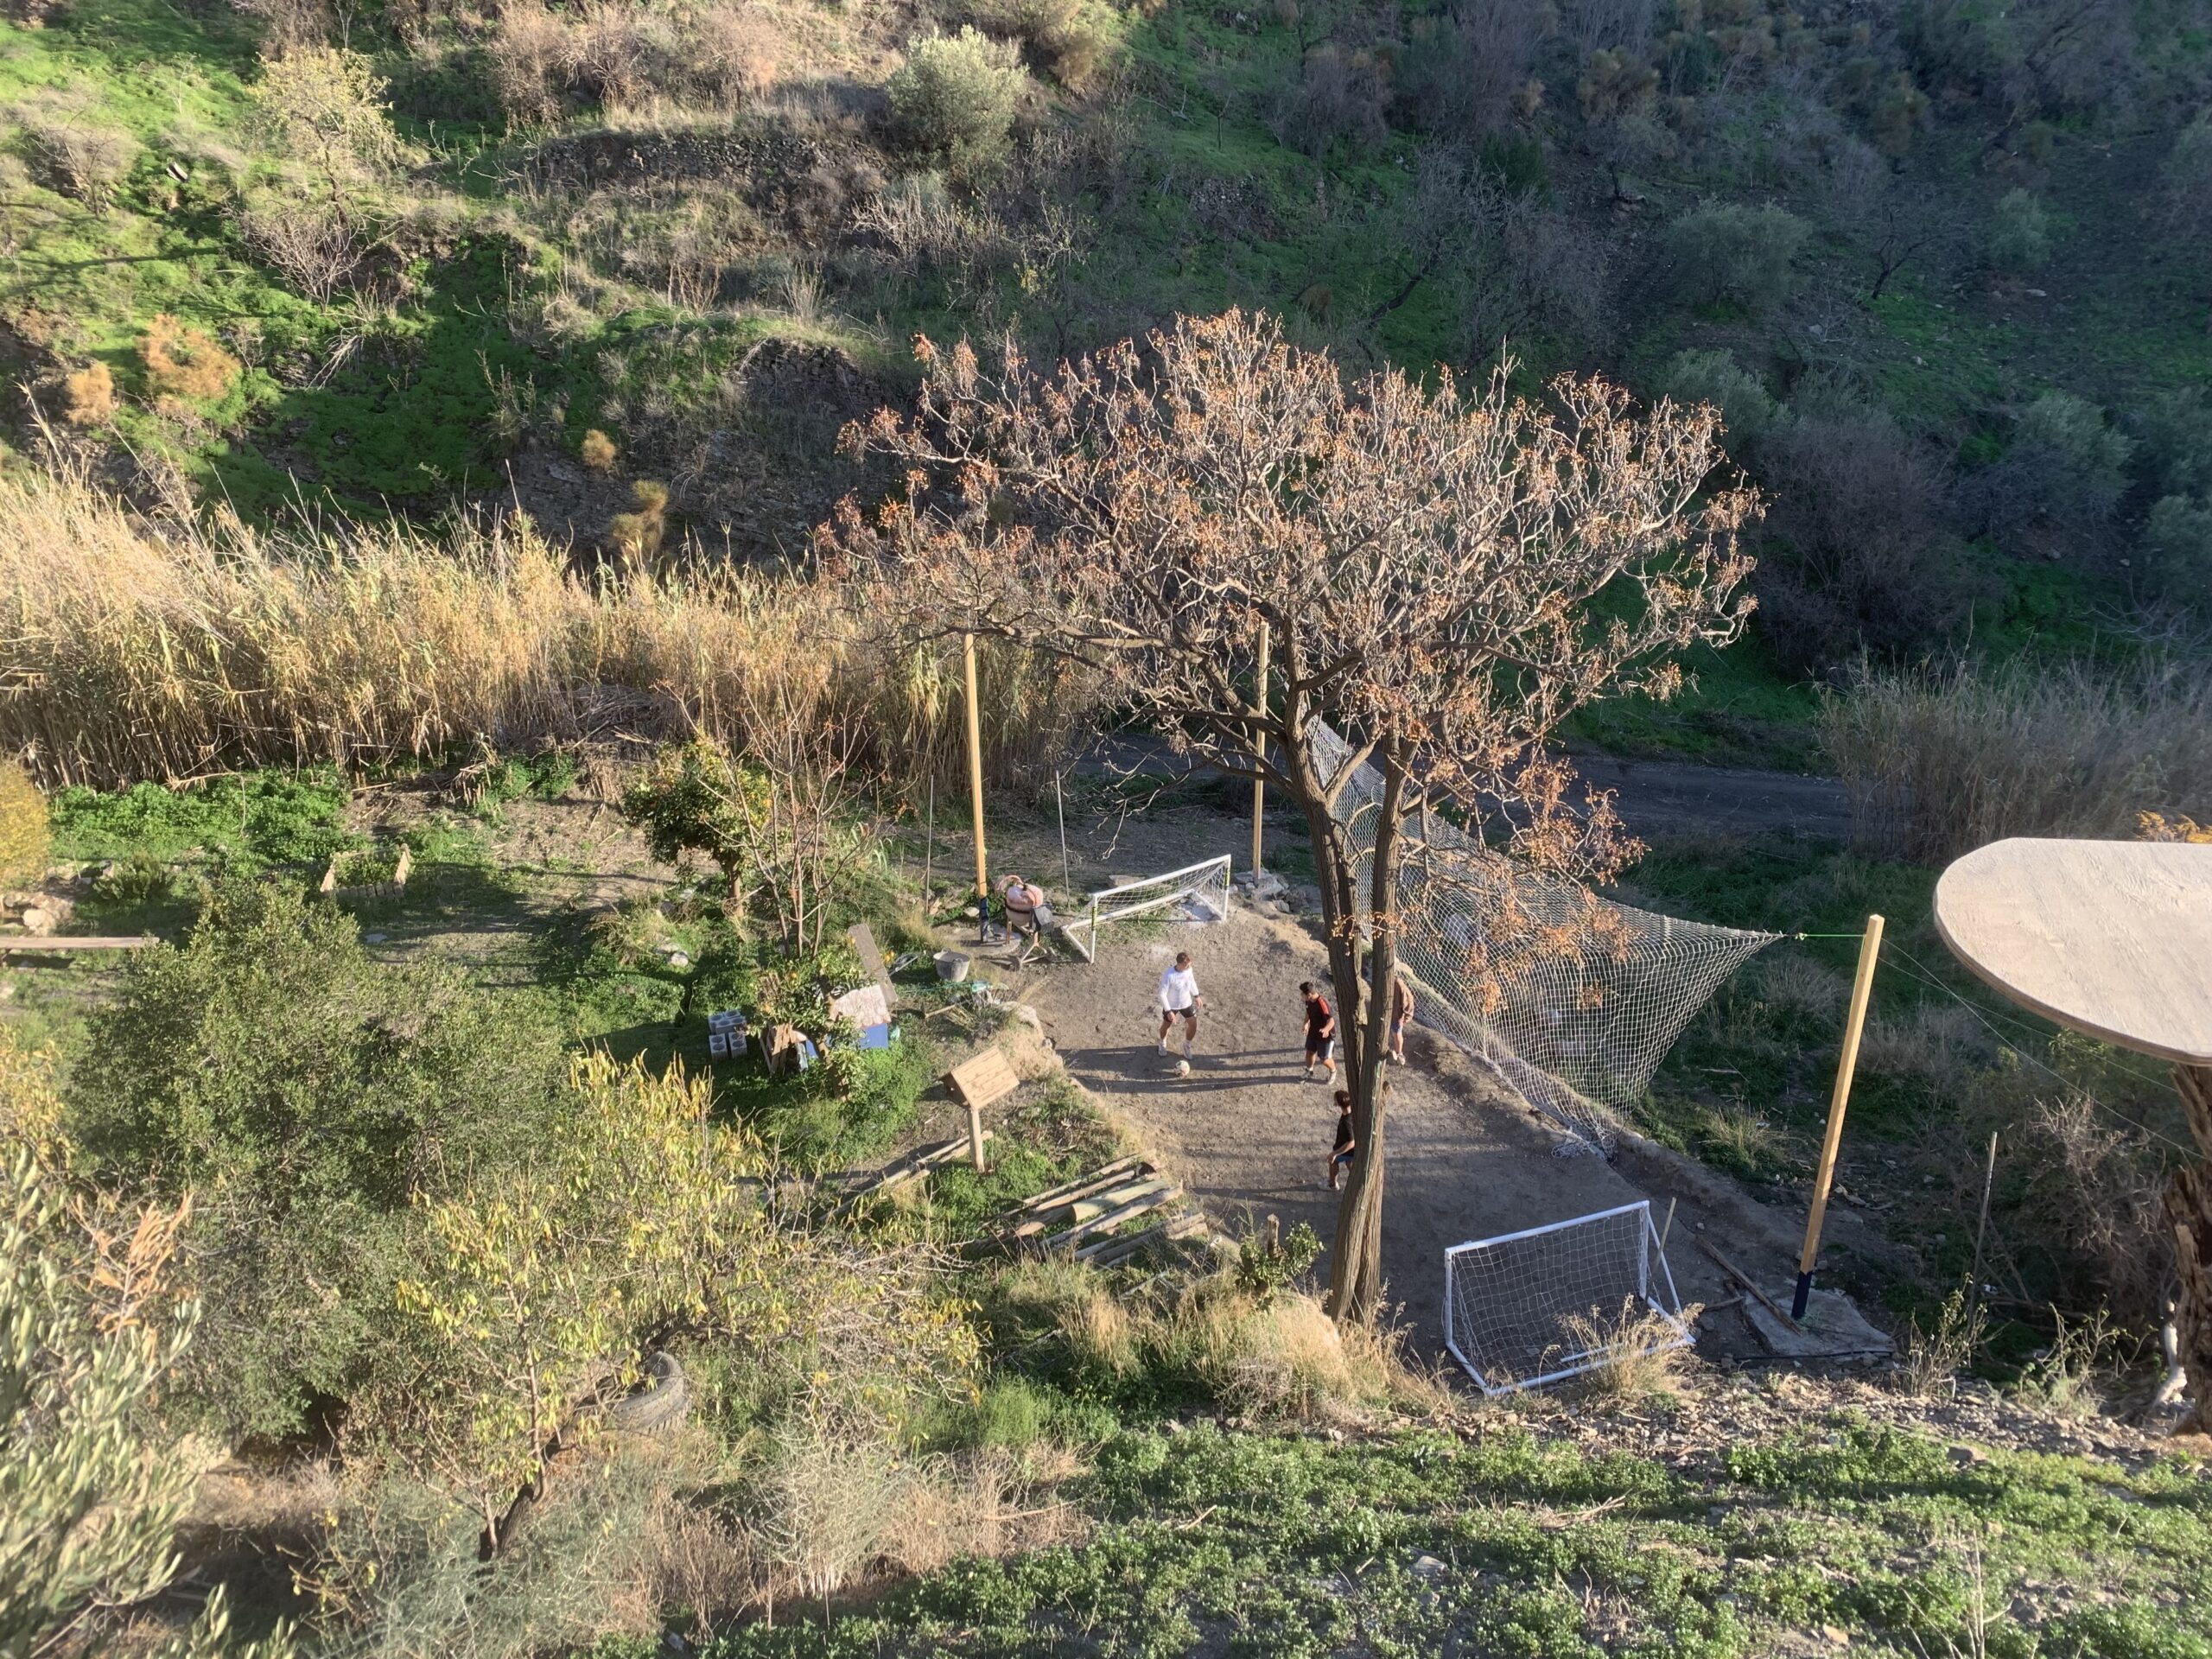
[
  {"x1": 1443, "y1": 1199, "x2": 1692, "y2": 1396},
  {"x1": 1063, "y1": 855, "x2": 1233, "y2": 963}
]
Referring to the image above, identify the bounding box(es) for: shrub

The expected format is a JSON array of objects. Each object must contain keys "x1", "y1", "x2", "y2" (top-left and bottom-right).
[
  {"x1": 886, "y1": 28, "x2": 1028, "y2": 180},
  {"x1": 139, "y1": 313, "x2": 241, "y2": 409},
  {"x1": 1756, "y1": 409, "x2": 1970, "y2": 669},
  {"x1": 580, "y1": 427, "x2": 620, "y2": 471},
  {"x1": 241, "y1": 196, "x2": 358, "y2": 302},
  {"x1": 13, "y1": 98, "x2": 139, "y2": 208},
  {"x1": 1272, "y1": 42, "x2": 1391, "y2": 158},
  {"x1": 2142, "y1": 493, "x2": 2212, "y2": 612},
  {"x1": 1, "y1": 1036, "x2": 296, "y2": 1659},
  {"x1": 60, "y1": 359, "x2": 115, "y2": 426},
  {"x1": 0, "y1": 760, "x2": 48, "y2": 886},
  {"x1": 1655, "y1": 347, "x2": 1776, "y2": 448},
  {"x1": 1400, "y1": 0, "x2": 1545, "y2": 137},
  {"x1": 1869, "y1": 71, "x2": 1929, "y2": 157},
  {"x1": 67, "y1": 881, "x2": 567, "y2": 1440},
  {"x1": 966, "y1": 0, "x2": 1119, "y2": 92},
  {"x1": 1987, "y1": 187, "x2": 2051, "y2": 271},
  {"x1": 692, "y1": 0, "x2": 785, "y2": 105},
  {"x1": 1986, "y1": 391, "x2": 2133, "y2": 529},
  {"x1": 486, "y1": 0, "x2": 569, "y2": 123},
  {"x1": 608, "y1": 478, "x2": 669, "y2": 563},
  {"x1": 1662, "y1": 201, "x2": 1807, "y2": 313},
  {"x1": 1577, "y1": 48, "x2": 1658, "y2": 121}
]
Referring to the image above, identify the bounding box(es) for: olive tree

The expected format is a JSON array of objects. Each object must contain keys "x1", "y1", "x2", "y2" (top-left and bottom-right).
[{"x1": 828, "y1": 309, "x2": 1757, "y2": 1319}]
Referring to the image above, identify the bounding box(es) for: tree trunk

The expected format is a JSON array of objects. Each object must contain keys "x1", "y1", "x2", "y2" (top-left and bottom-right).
[
  {"x1": 1317, "y1": 741, "x2": 1408, "y2": 1324},
  {"x1": 2169, "y1": 1064, "x2": 2212, "y2": 1431}
]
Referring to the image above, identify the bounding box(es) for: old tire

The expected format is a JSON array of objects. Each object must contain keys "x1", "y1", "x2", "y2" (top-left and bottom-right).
[{"x1": 607, "y1": 1351, "x2": 690, "y2": 1434}]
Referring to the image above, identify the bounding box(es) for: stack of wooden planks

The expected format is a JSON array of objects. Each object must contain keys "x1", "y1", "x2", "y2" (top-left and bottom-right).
[
  {"x1": 992, "y1": 1154, "x2": 1211, "y2": 1268},
  {"x1": 836, "y1": 1131, "x2": 995, "y2": 1215}
]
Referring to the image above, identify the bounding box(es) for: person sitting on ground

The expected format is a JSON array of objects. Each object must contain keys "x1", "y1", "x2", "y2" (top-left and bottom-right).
[
  {"x1": 1300, "y1": 980, "x2": 1337, "y2": 1082},
  {"x1": 1001, "y1": 873, "x2": 1047, "y2": 957},
  {"x1": 1328, "y1": 1090, "x2": 1357, "y2": 1191}
]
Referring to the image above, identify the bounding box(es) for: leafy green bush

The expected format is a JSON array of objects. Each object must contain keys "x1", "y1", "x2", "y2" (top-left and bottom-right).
[
  {"x1": 965, "y1": 0, "x2": 1120, "y2": 91},
  {"x1": 1987, "y1": 188, "x2": 2052, "y2": 272},
  {"x1": 1656, "y1": 348, "x2": 1777, "y2": 449},
  {"x1": 1661, "y1": 203, "x2": 1807, "y2": 313},
  {"x1": 0, "y1": 760, "x2": 48, "y2": 886},
  {"x1": 1987, "y1": 391, "x2": 2134, "y2": 528},
  {"x1": 1232, "y1": 1220, "x2": 1323, "y2": 1304},
  {"x1": 67, "y1": 882, "x2": 566, "y2": 1441},
  {"x1": 49, "y1": 770, "x2": 354, "y2": 868},
  {"x1": 887, "y1": 28, "x2": 1028, "y2": 179}
]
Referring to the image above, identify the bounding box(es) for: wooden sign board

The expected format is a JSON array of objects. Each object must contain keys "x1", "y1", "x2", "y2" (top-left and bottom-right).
[
  {"x1": 946, "y1": 1047, "x2": 1020, "y2": 1111},
  {"x1": 847, "y1": 922, "x2": 892, "y2": 988},
  {"x1": 830, "y1": 982, "x2": 892, "y2": 1032},
  {"x1": 1934, "y1": 838, "x2": 2212, "y2": 1066}
]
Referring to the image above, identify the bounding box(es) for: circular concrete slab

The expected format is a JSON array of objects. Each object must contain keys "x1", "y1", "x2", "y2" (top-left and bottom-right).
[{"x1": 1934, "y1": 837, "x2": 2212, "y2": 1065}]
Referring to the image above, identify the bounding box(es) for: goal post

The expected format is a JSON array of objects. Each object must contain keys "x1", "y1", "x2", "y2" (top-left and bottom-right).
[
  {"x1": 1443, "y1": 1200, "x2": 1691, "y2": 1396},
  {"x1": 1063, "y1": 855, "x2": 1233, "y2": 963}
]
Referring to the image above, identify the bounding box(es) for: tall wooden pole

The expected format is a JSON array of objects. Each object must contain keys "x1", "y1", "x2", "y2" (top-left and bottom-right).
[
  {"x1": 1250, "y1": 622, "x2": 1269, "y2": 876},
  {"x1": 1795, "y1": 913, "x2": 1885, "y2": 1319},
  {"x1": 963, "y1": 632, "x2": 988, "y2": 942}
]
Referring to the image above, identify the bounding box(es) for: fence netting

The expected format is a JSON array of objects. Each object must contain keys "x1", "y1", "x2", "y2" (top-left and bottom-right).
[{"x1": 1312, "y1": 723, "x2": 1778, "y2": 1151}]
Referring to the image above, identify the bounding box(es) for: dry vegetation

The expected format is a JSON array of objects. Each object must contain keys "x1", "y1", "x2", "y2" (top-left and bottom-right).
[
  {"x1": 0, "y1": 461, "x2": 1096, "y2": 790},
  {"x1": 1821, "y1": 658, "x2": 2212, "y2": 861}
]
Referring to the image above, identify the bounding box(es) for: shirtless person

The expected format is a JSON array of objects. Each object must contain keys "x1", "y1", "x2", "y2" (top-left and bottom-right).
[
  {"x1": 1389, "y1": 973, "x2": 1414, "y2": 1065},
  {"x1": 1157, "y1": 951, "x2": 1201, "y2": 1065}
]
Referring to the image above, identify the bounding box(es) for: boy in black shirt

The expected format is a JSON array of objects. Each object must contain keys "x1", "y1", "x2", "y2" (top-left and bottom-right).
[{"x1": 1328, "y1": 1090, "x2": 1357, "y2": 1191}]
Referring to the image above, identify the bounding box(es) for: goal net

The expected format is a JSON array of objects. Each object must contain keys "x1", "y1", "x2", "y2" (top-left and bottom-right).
[
  {"x1": 1063, "y1": 855, "x2": 1233, "y2": 963},
  {"x1": 1445, "y1": 1201, "x2": 1691, "y2": 1395},
  {"x1": 1310, "y1": 722, "x2": 1778, "y2": 1151}
]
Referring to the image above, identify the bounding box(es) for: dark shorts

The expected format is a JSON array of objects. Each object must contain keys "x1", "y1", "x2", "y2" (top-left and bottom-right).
[{"x1": 1305, "y1": 1032, "x2": 1336, "y2": 1061}]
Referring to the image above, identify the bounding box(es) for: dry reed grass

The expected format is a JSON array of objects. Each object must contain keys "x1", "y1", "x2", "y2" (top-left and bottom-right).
[
  {"x1": 1821, "y1": 658, "x2": 2212, "y2": 863},
  {"x1": 0, "y1": 463, "x2": 1096, "y2": 790},
  {"x1": 1560, "y1": 1301, "x2": 1700, "y2": 1401}
]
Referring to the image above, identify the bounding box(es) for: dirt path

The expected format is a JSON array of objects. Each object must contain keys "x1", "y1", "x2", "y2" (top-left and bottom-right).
[
  {"x1": 1014, "y1": 906, "x2": 1776, "y2": 1360},
  {"x1": 1077, "y1": 735, "x2": 1853, "y2": 843}
]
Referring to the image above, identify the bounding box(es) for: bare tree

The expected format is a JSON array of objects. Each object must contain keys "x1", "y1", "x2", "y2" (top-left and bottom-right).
[{"x1": 826, "y1": 310, "x2": 1758, "y2": 1319}]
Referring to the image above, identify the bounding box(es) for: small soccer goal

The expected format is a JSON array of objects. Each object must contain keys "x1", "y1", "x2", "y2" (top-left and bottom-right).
[
  {"x1": 1063, "y1": 855, "x2": 1233, "y2": 963},
  {"x1": 1444, "y1": 1200, "x2": 1691, "y2": 1396}
]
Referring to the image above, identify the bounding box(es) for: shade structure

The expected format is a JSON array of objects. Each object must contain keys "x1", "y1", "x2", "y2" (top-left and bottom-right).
[{"x1": 1932, "y1": 837, "x2": 2212, "y2": 1065}]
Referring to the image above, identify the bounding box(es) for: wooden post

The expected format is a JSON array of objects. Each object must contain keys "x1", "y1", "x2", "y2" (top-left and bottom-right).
[
  {"x1": 1054, "y1": 768, "x2": 1071, "y2": 894},
  {"x1": 924, "y1": 776, "x2": 934, "y2": 903},
  {"x1": 1250, "y1": 622, "x2": 1268, "y2": 877},
  {"x1": 1795, "y1": 913, "x2": 1884, "y2": 1319},
  {"x1": 963, "y1": 631, "x2": 988, "y2": 942},
  {"x1": 968, "y1": 1096, "x2": 987, "y2": 1173}
]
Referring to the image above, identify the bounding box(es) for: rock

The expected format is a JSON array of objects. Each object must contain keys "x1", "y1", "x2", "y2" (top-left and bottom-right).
[
  {"x1": 1946, "y1": 1443, "x2": 1986, "y2": 1466},
  {"x1": 1821, "y1": 1624, "x2": 1851, "y2": 1646},
  {"x1": 1409, "y1": 1553, "x2": 1447, "y2": 1580},
  {"x1": 665, "y1": 950, "x2": 691, "y2": 969},
  {"x1": 19, "y1": 906, "x2": 54, "y2": 935},
  {"x1": 1011, "y1": 1003, "x2": 1044, "y2": 1032},
  {"x1": 362, "y1": 931, "x2": 389, "y2": 944}
]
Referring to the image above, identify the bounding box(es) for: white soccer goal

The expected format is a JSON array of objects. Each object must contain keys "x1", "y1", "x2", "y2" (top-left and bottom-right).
[
  {"x1": 1063, "y1": 855, "x2": 1233, "y2": 963},
  {"x1": 1444, "y1": 1200, "x2": 1691, "y2": 1396}
]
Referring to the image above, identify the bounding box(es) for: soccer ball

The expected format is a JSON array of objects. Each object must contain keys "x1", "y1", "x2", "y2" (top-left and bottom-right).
[{"x1": 1176, "y1": 1058, "x2": 1191, "y2": 1077}]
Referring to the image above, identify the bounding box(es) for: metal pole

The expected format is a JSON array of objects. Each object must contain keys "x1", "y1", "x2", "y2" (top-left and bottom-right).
[
  {"x1": 1251, "y1": 622, "x2": 1268, "y2": 877},
  {"x1": 1055, "y1": 768, "x2": 1071, "y2": 894},
  {"x1": 1795, "y1": 914, "x2": 1885, "y2": 1319},
  {"x1": 963, "y1": 631, "x2": 988, "y2": 944},
  {"x1": 1969, "y1": 1129, "x2": 1998, "y2": 1313}
]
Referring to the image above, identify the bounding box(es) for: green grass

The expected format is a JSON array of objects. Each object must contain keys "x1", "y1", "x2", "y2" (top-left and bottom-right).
[{"x1": 664, "y1": 1413, "x2": 2212, "y2": 1658}]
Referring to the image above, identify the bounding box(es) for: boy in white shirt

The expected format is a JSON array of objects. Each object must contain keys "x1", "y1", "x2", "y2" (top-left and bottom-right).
[{"x1": 1157, "y1": 951, "x2": 1201, "y2": 1061}]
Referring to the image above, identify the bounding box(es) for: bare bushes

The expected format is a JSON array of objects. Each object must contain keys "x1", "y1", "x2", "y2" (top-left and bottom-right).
[
  {"x1": 1756, "y1": 407, "x2": 1973, "y2": 671},
  {"x1": 964, "y1": 0, "x2": 1122, "y2": 93},
  {"x1": 1821, "y1": 658, "x2": 2212, "y2": 861},
  {"x1": 0, "y1": 463, "x2": 1100, "y2": 789},
  {"x1": 1272, "y1": 41, "x2": 1392, "y2": 158},
  {"x1": 10, "y1": 92, "x2": 139, "y2": 208},
  {"x1": 2016, "y1": 1090, "x2": 2171, "y2": 1326},
  {"x1": 1401, "y1": 0, "x2": 1546, "y2": 136},
  {"x1": 486, "y1": 1, "x2": 784, "y2": 125}
]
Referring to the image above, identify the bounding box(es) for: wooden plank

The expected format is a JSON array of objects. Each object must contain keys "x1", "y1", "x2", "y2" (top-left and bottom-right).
[
  {"x1": 1014, "y1": 1179, "x2": 1169, "y2": 1239},
  {"x1": 840, "y1": 1132, "x2": 995, "y2": 1211},
  {"x1": 1042, "y1": 1184, "x2": 1183, "y2": 1255},
  {"x1": 1698, "y1": 1237, "x2": 1802, "y2": 1335},
  {"x1": 1011, "y1": 1154, "x2": 1148, "y2": 1216},
  {"x1": 0, "y1": 936, "x2": 156, "y2": 951},
  {"x1": 946, "y1": 1047, "x2": 1020, "y2": 1112},
  {"x1": 847, "y1": 922, "x2": 891, "y2": 988},
  {"x1": 1083, "y1": 1211, "x2": 1207, "y2": 1267},
  {"x1": 1934, "y1": 838, "x2": 2212, "y2": 1065}
]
